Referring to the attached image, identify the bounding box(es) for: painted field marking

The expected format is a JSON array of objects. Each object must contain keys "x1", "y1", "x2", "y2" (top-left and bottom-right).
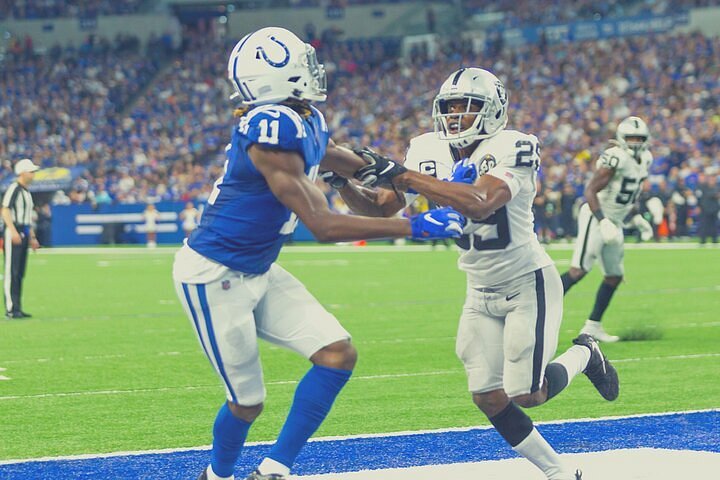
[
  {"x1": 0, "y1": 410, "x2": 717, "y2": 480},
  {"x1": 35, "y1": 243, "x2": 720, "y2": 256},
  {"x1": 0, "y1": 409, "x2": 717, "y2": 465},
  {"x1": 0, "y1": 352, "x2": 717, "y2": 401},
  {"x1": 297, "y1": 448, "x2": 720, "y2": 480}
]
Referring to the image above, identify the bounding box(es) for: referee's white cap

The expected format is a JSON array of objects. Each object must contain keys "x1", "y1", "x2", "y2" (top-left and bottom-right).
[{"x1": 14, "y1": 158, "x2": 40, "y2": 175}]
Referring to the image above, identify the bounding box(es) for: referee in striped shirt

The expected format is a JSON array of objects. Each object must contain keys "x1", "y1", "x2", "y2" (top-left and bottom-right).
[{"x1": 2, "y1": 158, "x2": 40, "y2": 319}]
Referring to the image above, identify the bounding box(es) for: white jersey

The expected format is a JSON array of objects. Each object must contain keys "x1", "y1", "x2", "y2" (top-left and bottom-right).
[
  {"x1": 595, "y1": 145, "x2": 653, "y2": 224},
  {"x1": 404, "y1": 131, "x2": 552, "y2": 287}
]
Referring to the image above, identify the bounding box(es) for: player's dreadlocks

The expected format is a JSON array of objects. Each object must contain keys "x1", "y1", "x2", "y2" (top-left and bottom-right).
[{"x1": 233, "y1": 99, "x2": 313, "y2": 119}]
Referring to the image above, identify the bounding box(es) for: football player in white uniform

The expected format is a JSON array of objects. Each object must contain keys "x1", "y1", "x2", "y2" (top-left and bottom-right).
[
  {"x1": 326, "y1": 68, "x2": 619, "y2": 480},
  {"x1": 559, "y1": 116, "x2": 654, "y2": 342}
]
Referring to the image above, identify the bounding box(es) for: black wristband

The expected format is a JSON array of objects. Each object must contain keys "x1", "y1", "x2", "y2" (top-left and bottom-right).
[
  {"x1": 329, "y1": 176, "x2": 348, "y2": 189},
  {"x1": 593, "y1": 209, "x2": 606, "y2": 221}
]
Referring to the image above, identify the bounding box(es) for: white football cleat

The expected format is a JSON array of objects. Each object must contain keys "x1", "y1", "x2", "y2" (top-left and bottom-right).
[{"x1": 580, "y1": 320, "x2": 620, "y2": 343}]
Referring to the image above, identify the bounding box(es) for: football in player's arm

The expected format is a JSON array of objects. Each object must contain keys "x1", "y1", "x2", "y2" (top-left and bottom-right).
[{"x1": 559, "y1": 116, "x2": 654, "y2": 342}]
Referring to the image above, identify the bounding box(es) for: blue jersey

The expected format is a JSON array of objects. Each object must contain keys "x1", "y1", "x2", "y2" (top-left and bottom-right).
[{"x1": 188, "y1": 104, "x2": 330, "y2": 274}]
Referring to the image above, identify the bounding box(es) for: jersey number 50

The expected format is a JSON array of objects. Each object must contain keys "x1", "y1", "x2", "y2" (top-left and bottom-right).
[
  {"x1": 455, "y1": 206, "x2": 511, "y2": 251},
  {"x1": 615, "y1": 176, "x2": 646, "y2": 205}
]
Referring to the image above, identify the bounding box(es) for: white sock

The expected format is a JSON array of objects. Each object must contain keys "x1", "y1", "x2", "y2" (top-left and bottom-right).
[
  {"x1": 513, "y1": 428, "x2": 573, "y2": 480},
  {"x1": 258, "y1": 458, "x2": 290, "y2": 477},
  {"x1": 206, "y1": 465, "x2": 234, "y2": 480},
  {"x1": 553, "y1": 344, "x2": 591, "y2": 378}
]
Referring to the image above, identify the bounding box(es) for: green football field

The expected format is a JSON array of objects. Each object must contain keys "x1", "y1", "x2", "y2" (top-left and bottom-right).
[{"x1": 0, "y1": 245, "x2": 718, "y2": 461}]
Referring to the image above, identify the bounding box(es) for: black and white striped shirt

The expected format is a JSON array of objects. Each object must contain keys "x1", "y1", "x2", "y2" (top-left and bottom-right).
[{"x1": 2, "y1": 182, "x2": 34, "y2": 227}]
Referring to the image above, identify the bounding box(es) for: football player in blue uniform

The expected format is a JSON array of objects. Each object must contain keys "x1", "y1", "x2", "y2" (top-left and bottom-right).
[{"x1": 172, "y1": 27, "x2": 464, "y2": 480}]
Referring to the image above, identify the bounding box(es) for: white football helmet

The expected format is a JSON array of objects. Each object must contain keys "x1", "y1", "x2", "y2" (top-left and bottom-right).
[
  {"x1": 227, "y1": 27, "x2": 326, "y2": 106},
  {"x1": 616, "y1": 116, "x2": 650, "y2": 155},
  {"x1": 432, "y1": 68, "x2": 508, "y2": 148}
]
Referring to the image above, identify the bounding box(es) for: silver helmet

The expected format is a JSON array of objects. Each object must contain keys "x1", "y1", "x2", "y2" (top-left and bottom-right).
[
  {"x1": 432, "y1": 68, "x2": 508, "y2": 148},
  {"x1": 616, "y1": 116, "x2": 650, "y2": 155}
]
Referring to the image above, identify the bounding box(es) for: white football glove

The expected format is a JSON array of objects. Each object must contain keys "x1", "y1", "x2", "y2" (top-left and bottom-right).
[
  {"x1": 646, "y1": 197, "x2": 664, "y2": 225},
  {"x1": 630, "y1": 214, "x2": 653, "y2": 241},
  {"x1": 599, "y1": 218, "x2": 622, "y2": 244}
]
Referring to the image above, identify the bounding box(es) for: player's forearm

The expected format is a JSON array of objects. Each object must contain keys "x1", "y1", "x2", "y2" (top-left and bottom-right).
[
  {"x1": 338, "y1": 183, "x2": 402, "y2": 218},
  {"x1": 395, "y1": 171, "x2": 491, "y2": 219},
  {"x1": 336, "y1": 183, "x2": 385, "y2": 217},
  {"x1": 585, "y1": 190, "x2": 605, "y2": 220},
  {"x1": 322, "y1": 143, "x2": 368, "y2": 178},
  {"x1": 305, "y1": 213, "x2": 410, "y2": 242}
]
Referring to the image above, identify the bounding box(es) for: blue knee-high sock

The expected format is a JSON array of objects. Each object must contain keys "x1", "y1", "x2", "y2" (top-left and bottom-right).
[
  {"x1": 268, "y1": 365, "x2": 352, "y2": 469},
  {"x1": 210, "y1": 403, "x2": 253, "y2": 478}
]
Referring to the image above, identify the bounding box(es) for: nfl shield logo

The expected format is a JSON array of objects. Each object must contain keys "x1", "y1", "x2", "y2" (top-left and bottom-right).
[{"x1": 222, "y1": 280, "x2": 231, "y2": 290}]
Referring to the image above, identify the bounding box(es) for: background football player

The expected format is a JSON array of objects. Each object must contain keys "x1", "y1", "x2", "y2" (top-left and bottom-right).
[
  {"x1": 325, "y1": 68, "x2": 619, "y2": 480},
  {"x1": 172, "y1": 27, "x2": 464, "y2": 480},
  {"x1": 559, "y1": 116, "x2": 654, "y2": 342}
]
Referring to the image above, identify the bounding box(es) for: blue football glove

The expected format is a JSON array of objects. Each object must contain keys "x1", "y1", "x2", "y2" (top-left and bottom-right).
[
  {"x1": 410, "y1": 207, "x2": 466, "y2": 240},
  {"x1": 447, "y1": 159, "x2": 477, "y2": 184}
]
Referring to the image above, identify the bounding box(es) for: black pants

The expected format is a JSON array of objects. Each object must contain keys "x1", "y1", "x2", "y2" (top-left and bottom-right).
[
  {"x1": 698, "y1": 212, "x2": 719, "y2": 243},
  {"x1": 4, "y1": 228, "x2": 30, "y2": 314}
]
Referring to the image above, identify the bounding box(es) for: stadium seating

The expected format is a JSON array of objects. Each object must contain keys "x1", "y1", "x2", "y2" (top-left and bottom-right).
[{"x1": 0, "y1": 12, "x2": 717, "y2": 238}]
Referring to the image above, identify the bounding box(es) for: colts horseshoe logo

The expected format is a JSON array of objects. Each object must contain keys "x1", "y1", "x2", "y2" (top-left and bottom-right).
[{"x1": 256, "y1": 36, "x2": 290, "y2": 68}]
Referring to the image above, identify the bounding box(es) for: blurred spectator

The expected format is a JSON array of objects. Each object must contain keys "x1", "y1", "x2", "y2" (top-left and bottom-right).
[
  {"x1": 559, "y1": 183, "x2": 578, "y2": 239},
  {"x1": 35, "y1": 204, "x2": 52, "y2": 246},
  {"x1": 696, "y1": 174, "x2": 719, "y2": 244},
  {"x1": 180, "y1": 201, "x2": 201, "y2": 238},
  {"x1": 142, "y1": 203, "x2": 159, "y2": 248},
  {"x1": 2, "y1": 25, "x2": 718, "y2": 242}
]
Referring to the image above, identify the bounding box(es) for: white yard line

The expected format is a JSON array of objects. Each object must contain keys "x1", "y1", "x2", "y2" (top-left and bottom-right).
[
  {"x1": 1, "y1": 352, "x2": 717, "y2": 402},
  {"x1": 0, "y1": 410, "x2": 717, "y2": 466},
  {"x1": 36, "y1": 242, "x2": 719, "y2": 255}
]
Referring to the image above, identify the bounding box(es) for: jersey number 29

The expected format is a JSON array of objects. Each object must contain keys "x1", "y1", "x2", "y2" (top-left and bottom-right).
[{"x1": 455, "y1": 206, "x2": 511, "y2": 251}]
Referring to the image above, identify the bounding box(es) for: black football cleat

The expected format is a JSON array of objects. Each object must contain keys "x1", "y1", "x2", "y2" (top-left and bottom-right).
[
  {"x1": 197, "y1": 468, "x2": 208, "y2": 480},
  {"x1": 19, "y1": 311, "x2": 31, "y2": 318},
  {"x1": 244, "y1": 470, "x2": 286, "y2": 480},
  {"x1": 6, "y1": 311, "x2": 26, "y2": 319},
  {"x1": 575, "y1": 469, "x2": 583, "y2": 479},
  {"x1": 573, "y1": 333, "x2": 619, "y2": 401}
]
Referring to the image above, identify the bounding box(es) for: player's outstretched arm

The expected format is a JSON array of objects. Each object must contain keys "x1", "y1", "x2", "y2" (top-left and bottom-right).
[
  {"x1": 320, "y1": 139, "x2": 374, "y2": 178},
  {"x1": 321, "y1": 173, "x2": 405, "y2": 217},
  {"x1": 395, "y1": 171, "x2": 512, "y2": 221},
  {"x1": 350, "y1": 146, "x2": 509, "y2": 220},
  {"x1": 249, "y1": 145, "x2": 462, "y2": 241}
]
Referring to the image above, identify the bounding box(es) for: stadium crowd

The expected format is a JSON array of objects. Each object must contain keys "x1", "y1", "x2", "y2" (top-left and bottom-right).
[
  {"x1": 462, "y1": 0, "x2": 717, "y2": 28},
  {"x1": 1, "y1": 15, "x2": 718, "y2": 239},
  {"x1": 0, "y1": 0, "x2": 142, "y2": 19}
]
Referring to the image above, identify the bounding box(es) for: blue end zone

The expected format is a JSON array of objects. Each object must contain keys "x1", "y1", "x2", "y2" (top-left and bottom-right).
[{"x1": 1, "y1": 411, "x2": 718, "y2": 479}]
